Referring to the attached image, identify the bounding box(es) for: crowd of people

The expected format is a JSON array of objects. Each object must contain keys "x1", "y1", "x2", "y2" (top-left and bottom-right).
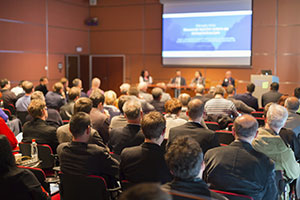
[{"x1": 0, "y1": 74, "x2": 300, "y2": 200}]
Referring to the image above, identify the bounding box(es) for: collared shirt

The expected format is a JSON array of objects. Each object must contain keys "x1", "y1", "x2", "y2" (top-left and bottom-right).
[{"x1": 16, "y1": 95, "x2": 31, "y2": 112}]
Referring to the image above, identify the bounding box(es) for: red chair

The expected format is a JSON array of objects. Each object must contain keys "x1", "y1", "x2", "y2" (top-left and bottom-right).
[
  {"x1": 257, "y1": 107, "x2": 264, "y2": 112},
  {"x1": 62, "y1": 120, "x2": 69, "y2": 125},
  {"x1": 7, "y1": 103, "x2": 16, "y2": 115},
  {"x1": 211, "y1": 190, "x2": 254, "y2": 200},
  {"x1": 227, "y1": 123, "x2": 234, "y2": 131},
  {"x1": 19, "y1": 142, "x2": 56, "y2": 169},
  {"x1": 251, "y1": 111, "x2": 264, "y2": 118},
  {"x1": 215, "y1": 130, "x2": 234, "y2": 145},
  {"x1": 59, "y1": 173, "x2": 120, "y2": 200},
  {"x1": 3, "y1": 108, "x2": 12, "y2": 120},
  {"x1": 205, "y1": 121, "x2": 219, "y2": 131},
  {"x1": 18, "y1": 165, "x2": 50, "y2": 194}
]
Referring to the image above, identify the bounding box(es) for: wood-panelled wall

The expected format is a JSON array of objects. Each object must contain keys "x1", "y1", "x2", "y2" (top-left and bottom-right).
[
  {"x1": 0, "y1": 0, "x2": 89, "y2": 87},
  {"x1": 90, "y1": 0, "x2": 300, "y2": 94},
  {"x1": 1, "y1": 0, "x2": 300, "y2": 95}
]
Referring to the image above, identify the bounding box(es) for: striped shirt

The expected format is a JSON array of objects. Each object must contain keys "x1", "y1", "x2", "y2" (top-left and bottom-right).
[{"x1": 204, "y1": 98, "x2": 238, "y2": 118}]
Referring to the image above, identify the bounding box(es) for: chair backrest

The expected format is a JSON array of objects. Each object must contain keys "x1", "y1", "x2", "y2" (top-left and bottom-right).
[
  {"x1": 255, "y1": 117, "x2": 265, "y2": 127},
  {"x1": 211, "y1": 190, "x2": 253, "y2": 200},
  {"x1": 227, "y1": 123, "x2": 234, "y2": 131},
  {"x1": 19, "y1": 142, "x2": 54, "y2": 169},
  {"x1": 7, "y1": 103, "x2": 16, "y2": 115},
  {"x1": 215, "y1": 130, "x2": 235, "y2": 145},
  {"x1": 18, "y1": 165, "x2": 50, "y2": 193},
  {"x1": 59, "y1": 173, "x2": 109, "y2": 200},
  {"x1": 205, "y1": 121, "x2": 219, "y2": 131},
  {"x1": 257, "y1": 107, "x2": 264, "y2": 112},
  {"x1": 251, "y1": 111, "x2": 264, "y2": 118},
  {"x1": 16, "y1": 111, "x2": 29, "y2": 125},
  {"x1": 62, "y1": 120, "x2": 69, "y2": 125}
]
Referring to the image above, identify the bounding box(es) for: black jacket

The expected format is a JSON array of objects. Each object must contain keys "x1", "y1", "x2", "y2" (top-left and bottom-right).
[
  {"x1": 168, "y1": 122, "x2": 219, "y2": 154},
  {"x1": 22, "y1": 118, "x2": 59, "y2": 153},
  {"x1": 120, "y1": 142, "x2": 172, "y2": 184},
  {"x1": 203, "y1": 140, "x2": 278, "y2": 200},
  {"x1": 162, "y1": 178, "x2": 226, "y2": 200},
  {"x1": 57, "y1": 141, "x2": 119, "y2": 186},
  {"x1": 109, "y1": 124, "x2": 145, "y2": 155}
]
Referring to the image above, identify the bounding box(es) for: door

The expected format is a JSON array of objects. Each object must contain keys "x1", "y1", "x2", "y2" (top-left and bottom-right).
[
  {"x1": 91, "y1": 56, "x2": 124, "y2": 96},
  {"x1": 65, "y1": 55, "x2": 79, "y2": 85}
]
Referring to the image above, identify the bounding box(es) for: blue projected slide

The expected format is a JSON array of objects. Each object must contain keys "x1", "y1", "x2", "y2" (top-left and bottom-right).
[{"x1": 162, "y1": 11, "x2": 252, "y2": 60}]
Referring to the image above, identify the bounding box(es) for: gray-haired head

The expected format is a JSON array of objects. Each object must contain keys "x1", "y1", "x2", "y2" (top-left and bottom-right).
[{"x1": 267, "y1": 104, "x2": 288, "y2": 129}]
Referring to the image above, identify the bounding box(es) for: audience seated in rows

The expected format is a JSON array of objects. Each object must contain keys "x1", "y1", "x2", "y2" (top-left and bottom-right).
[
  {"x1": 151, "y1": 87, "x2": 165, "y2": 113},
  {"x1": 87, "y1": 77, "x2": 103, "y2": 97},
  {"x1": 252, "y1": 104, "x2": 300, "y2": 197},
  {"x1": 0, "y1": 135, "x2": 50, "y2": 200},
  {"x1": 35, "y1": 77, "x2": 48, "y2": 96},
  {"x1": 57, "y1": 112, "x2": 119, "y2": 187},
  {"x1": 57, "y1": 97, "x2": 106, "y2": 148},
  {"x1": 204, "y1": 87, "x2": 238, "y2": 120},
  {"x1": 226, "y1": 85, "x2": 255, "y2": 113},
  {"x1": 110, "y1": 95, "x2": 130, "y2": 129},
  {"x1": 138, "y1": 82, "x2": 153, "y2": 103},
  {"x1": 109, "y1": 99, "x2": 144, "y2": 155},
  {"x1": 72, "y1": 78, "x2": 88, "y2": 98},
  {"x1": 45, "y1": 82, "x2": 66, "y2": 110},
  {"x1": 163, "y1": 136, "x2": 226, "y2": 200},
  {"x1": 235, "y1": 83, "x2": 258, "y2": 110},
  {"x1": 120, "y1": 111, "x2": 172, "y2": 184},
  {"x1": 89, "y1": 88, "x2": 110, "y2": 144},
  {"x1": 22, "y1": 99, "x2": 59, "y2": 153},
  {"x1": 59, "y1": 87, "x2": 80, "y2": 120},
  {"x1": 168, "y1": 99, "x2": 219, "y2": 154},
  {"x1": 204, "y1": 114, "x2": 277, "y2": 199},
  {"x1": 0, "y1": 78, "x2": 17, "y2": 109},
  {"x1": 262, "y1": 82, "x2": 282, "y2": 107}
]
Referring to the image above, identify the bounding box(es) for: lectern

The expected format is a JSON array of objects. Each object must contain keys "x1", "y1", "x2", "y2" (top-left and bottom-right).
[{"x1": 250, "y1": 75, "x2": 279, "y2": 108}]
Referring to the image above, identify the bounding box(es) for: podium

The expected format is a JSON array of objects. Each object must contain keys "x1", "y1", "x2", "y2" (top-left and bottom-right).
[{"x1": 251, "y1": 75, "x2": 279, "y2": 108}]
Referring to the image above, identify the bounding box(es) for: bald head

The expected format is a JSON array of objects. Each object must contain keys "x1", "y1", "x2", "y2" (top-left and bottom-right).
[
  {"x1": 233, "y1": 114, "x2": 258, "y2": 138},
  {"x1": 187, "y1": 99, "x2": 204, "y2": 120},
  {"x1": 91, "y1": 77, "x2": 101, "y2": 88},
  {"x1": 285, "y1": 97, "x2": 300, "y2": 112}
]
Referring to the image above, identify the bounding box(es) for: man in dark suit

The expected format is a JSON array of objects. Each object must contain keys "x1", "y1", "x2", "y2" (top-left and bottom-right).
[
  {"x1": 235, "y1": 83, "x2": 259, "y2": 110},
  {"x1": 261, "y1": 82, "x2": 282, "y2": 107},
  {"x1": 120, "y1": 112, "x2": 172, "y2": 184},
  {"x1": 35, "y1": 77, "x2": 48, "y2": 96},
  {"x1": 221, "y1": 71, "x2": 235, "y2": 87},
  {"x1": 89, "y1": 88, "x2": 110, "y2": 144},
  {"x1": 162, "y1": 136, "x2": 226, "y2": 200},
  {"x1": 170, "y1": 70, "x2": 187, "y2": 98},
  {"x1": 72, "y1": 78, "x2": 88, "y2": 98},
  {"x1": 57, "y1": 112, "x2": 119, "y2": 186},
  {"x1": 22, "y1": 99, "x2": 59, "y2": 153},
  {"x1": 45, "y1": 82, "x2": 66, "y2": 110},
  {"x1": 203, "y1": 114, "x2": 277, "y2": 199},
  {"x1": 109, "y1": 99, "x2": 145, "y2": 155},
  {"x1": 150, "y1": 87, "x2": 165, "y2": 113},
  {"x1": 60, "y1": 87, "x2": 80, "y2": 120},
  {"x1": 168, "y1": 99, "x2": 219, "y2": 154}
]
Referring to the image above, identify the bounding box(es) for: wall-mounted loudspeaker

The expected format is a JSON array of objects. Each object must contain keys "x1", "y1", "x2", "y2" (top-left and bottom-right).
[{"x1": 89, "y1": 0, "x2": 97, "y2": 6}]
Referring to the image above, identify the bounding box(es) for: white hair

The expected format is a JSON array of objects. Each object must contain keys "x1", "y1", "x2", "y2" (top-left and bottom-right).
[
  {"x1": 120, "y1": 83, "x2": 130, "y2": 94},
  {"x1": 267, "y1": 104, "x2": 288, "y2": 129}
]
